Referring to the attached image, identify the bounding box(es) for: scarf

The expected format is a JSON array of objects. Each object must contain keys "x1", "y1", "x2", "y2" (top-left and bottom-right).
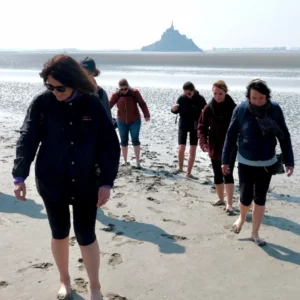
[{"x1": 248, "y1": 99, "x2": 284, "y2": 140}]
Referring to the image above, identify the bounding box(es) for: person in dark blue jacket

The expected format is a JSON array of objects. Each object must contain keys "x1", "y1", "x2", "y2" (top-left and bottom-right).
[
  {"x1": 12, "y1": 55, "x2": 120, "y2": 300},
  {"x1": 80, "y1": 57, "x2": 112, "y2": 121},
  {"x1": 222, "y1": 79, "x2": 294, "y2": 246}
]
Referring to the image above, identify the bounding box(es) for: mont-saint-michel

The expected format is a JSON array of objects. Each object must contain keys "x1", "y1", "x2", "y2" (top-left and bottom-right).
[{"x1": 141, "y1": 22, "x2": 202, "y2": 52}]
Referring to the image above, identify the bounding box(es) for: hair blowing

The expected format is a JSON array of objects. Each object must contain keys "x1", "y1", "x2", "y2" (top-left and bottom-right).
[
  {"x1": 40, "y1": 55, "x2": 97, "y2": 93},
  {"x1": 246, "y1": 78, "x2": 272, "y2": 99},
  {"x1": 213, "y1": 80, "x2": 228, "y2": 93}
]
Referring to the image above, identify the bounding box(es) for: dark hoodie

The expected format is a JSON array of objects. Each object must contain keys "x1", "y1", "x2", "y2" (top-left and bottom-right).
[
  {"x1": 198, "y1": 94, "x2": 236, "y2": 160},
  {"x1": 172, "y1": 90, "x2": 207, "y2": 131}
]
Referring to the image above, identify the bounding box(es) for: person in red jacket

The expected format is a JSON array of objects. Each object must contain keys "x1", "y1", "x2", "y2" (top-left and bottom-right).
[
  {"x1": 110, "y1": 79, "x2": 150, "y2": 168},
  {"x1": 198, "y1": 80, "x2": 237, "y2": 214}
]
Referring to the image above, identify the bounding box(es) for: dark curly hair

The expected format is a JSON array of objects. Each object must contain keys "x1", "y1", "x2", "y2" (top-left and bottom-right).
[
  {"x1": 40, "y1": 55, "x2": 97, "y2": 93},
  {"x1": 246, "y1": 79, "x2": 272, "y2": 99}
]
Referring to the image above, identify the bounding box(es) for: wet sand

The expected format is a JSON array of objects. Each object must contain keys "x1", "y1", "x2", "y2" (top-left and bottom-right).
[{"x1": 0, "y1": 84, "x2": 300, "y2": 299}]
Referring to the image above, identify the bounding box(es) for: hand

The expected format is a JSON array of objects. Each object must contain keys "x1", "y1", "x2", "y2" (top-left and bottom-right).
[
  {"x1": 221, "y1": 164, "x2": 231, "y2": 175},
  {"x1": 286, "y1": 166, "x2": 294, "y2": 177},
  {"x1": 145, "y1": 117, "x2": 150, "y2": 122},
  {"x1": 202, "y1": 145, "x2": 209, "y2": 152},
  {"x1": 172, "y1": 104, "x2": 179, "y2": 112},
  {"x1": 97, "y1": 186, "x2": 111, "y2": 207},
  {"x1": 14, "y1": 183, "x2": 26, "y2": 201}
]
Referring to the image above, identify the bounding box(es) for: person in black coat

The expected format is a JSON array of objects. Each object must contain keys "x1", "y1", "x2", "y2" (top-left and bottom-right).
[
  {"x1": 171, "y1": 81, "x2": 207, "y2": 178},
  {"x1": 80, "y1": 57, "x2": 112, "y2": 121},
  {"x1": 12, "y1": 55, "x2": 120, "y2": 300}
]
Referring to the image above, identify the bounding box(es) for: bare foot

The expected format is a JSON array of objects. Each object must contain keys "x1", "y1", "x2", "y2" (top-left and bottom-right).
[
  {"x1": 57, "y1": 281, "x2": 72, "y2": 300},
  {"x1": 91, "y1": 289, "x2": 103, "y2": 300},
  {"x1": 251, "y1": 233, "x2": 266, "y2": 247},
  {"x1": 173, "y1": 169, "x2": 184, "y2": 175},
  {"x1": 232, "y1": 217, "x2": 244, "y2": 234}
]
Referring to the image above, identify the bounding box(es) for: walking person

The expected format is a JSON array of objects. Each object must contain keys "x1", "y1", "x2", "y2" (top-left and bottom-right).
[
  {"x1": 80, "y1": 57, "x2": 112, "y2": 121},
  {"x1": 171, "y1": 81, "x2": 206, "y2": 178},
  {"x1": 12, "y1": 55, "x2": 120, "y2": 299},
  {"x1": 222, "y1": 79, "x2": 294, "y2": 246},
  {"x1": 198, "y1": 80, "x2": 237, "y2": 214},
  {"x1": 110, "y1": 78, "x2": 150, "y2": 169}
]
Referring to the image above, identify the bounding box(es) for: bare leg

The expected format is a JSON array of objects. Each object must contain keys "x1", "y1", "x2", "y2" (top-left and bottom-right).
[
  {"x1": 251, "y1": 204, "x2": 265, "y2": 240},
  {"x1": 215, "y1": 183, "x2": 225, "y2": 203},
  {"x1": 51, "y1": 237, "x2": 71, "y2": 298},
  {"x1": 233, "y1": 202, "x2": 251, "y2": 233},
  {"x1": 186, "y1": 145, "x2": 197, "y2": 176},
  {"x1": 80, "y1": 240, "x2": 102, "y2": 300},
  {"x1": 121, "y1": 146, "x2": 128, "y2": 165},
  {"x1": 225, "y1": 184, "x2": 234, "y2": 210},
  {"x1": 133, "y1": 145, "x2": 141, "y2": 168},
  {"x1": 178, "y1": 145, "x2": 186, "y2": 171}
]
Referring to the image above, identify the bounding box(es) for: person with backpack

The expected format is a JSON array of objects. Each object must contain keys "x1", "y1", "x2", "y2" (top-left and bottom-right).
[
  {"x1": 171, "y1": 81, "x2": 206, "y2": 179},
  {"x1": 222, "y1": 79, "x2": 294, "y2": 246},
  {"x1": 198, "y1": 80, "x2": 237, "y2": 215},
  {"x1": 80, "y1": 57, "x2": 113, "y2": 122},
  {"x1": 12, "y1": 55, "x2": 120, "y2": 300},
  {"x1": 109, "y1": 78, "x2": 150, "y2": 168}
]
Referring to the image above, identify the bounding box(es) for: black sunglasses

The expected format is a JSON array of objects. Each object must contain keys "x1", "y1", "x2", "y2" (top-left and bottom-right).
[
  {"x1": 119, "y1": 87, "x2": 128, "y2": 92},
  {"x1": 45, "y1": 83, "x2": 67, "y2": 93}
]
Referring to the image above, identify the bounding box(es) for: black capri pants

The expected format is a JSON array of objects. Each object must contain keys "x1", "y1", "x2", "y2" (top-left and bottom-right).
[
  {"x1": 211, "y1": 149, "x2": 237, "y2": 185},
  {"x1": 238, "y1": 163, "x2": 272, "y2": 207},
  {"x1": 37, "y1": 180, "x2": 98, "y2": 246},
  {"x1": 178, "y1": 129, "x2": 198, "y2": 146}
]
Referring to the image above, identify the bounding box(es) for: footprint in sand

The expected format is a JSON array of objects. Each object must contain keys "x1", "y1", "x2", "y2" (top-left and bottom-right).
[
  {"x1": 122, "y1": 215, "x2": 136, "y2": 222},
  {"x1": 108, "y1": 253, "x2": 123, "y2": 266},
  {"x1": 0, "y1": 281, "x2": 8, "y2": 289},
  {"x1": 147, "y1": 207, "x2": 164, "y2": 214},
  {"x1": 32, "y1": 263, "x2": 53, "y2": 270},
  {"x1": 101, "y1": 223, "x2": 116, "y2": 232},
  {"x1": 74, "y1": 278, "x2": 88, "y2": 293},
  {"x1": 114, "y1": 193, "x2": 125, "y2": 199},
  {"x1": 108, "y1": 212, "x2": 119, "y2": 218},
  {"x1": 69, "y1": 236, "x2": 77, "y2": 246},
  {"x1": 161, "y1": 234, "x2": 188, "y2": 241},
  {"x1": 146, "y1": 186, "x2": 159, "y2": 193},
  {"x1": 112, "y1": 232, "x2": 124, "y2": 242},
  {"x1": 115, "y1": 240, "x2": 144, "y2": 247},
  {"x1": 77, "y1": 258, "x2": 85, "y2": 271},
  {"x1": 106, "y1": 293, "x2": 128, "y2": 300},
  {"x1": 117, "y1": 202, "x2": 127, "y2": 208},
  {"x1": 162, "y1": 218, "x2": 186, "y2": 226},
  {"x1": 147, "y1": 197, "x2": 161, "y2": 204}
]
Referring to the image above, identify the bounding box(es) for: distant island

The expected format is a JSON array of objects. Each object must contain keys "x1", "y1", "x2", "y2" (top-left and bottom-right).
[{"x1": 141, "y1": 22, "x2": 202, "y2": 52}]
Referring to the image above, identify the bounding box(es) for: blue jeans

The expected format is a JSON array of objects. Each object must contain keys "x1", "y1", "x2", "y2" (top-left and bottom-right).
[{"x1": 117, "y1": 119, "x2": 141, "y2": 147}]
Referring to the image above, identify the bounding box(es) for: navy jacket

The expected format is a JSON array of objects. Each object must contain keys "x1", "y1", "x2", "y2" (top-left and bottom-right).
[
  {"x1": 12, "y1": 91, "x2": 120, "y2": 189},
  {"x1": 222, "y1": 100, "x2": 294, "y2": 167}
]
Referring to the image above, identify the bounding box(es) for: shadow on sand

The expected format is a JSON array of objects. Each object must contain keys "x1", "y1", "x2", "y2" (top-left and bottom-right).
[
  {"x1": 239, "y1": 238, "x2": 300, "y2": 266},
  {"x1": 0, "y1": 192, "x2": 47, "y2": 219},
  {"x1": 97, "y1": 209, "x2": 185, "y2": 255},
  {"x1": 269, "y1": 192, "x2": 300, "y2": 204}
]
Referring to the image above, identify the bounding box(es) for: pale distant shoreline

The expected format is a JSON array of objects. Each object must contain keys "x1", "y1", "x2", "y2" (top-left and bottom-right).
[{"x1": 1, "y1": 52, "x2": 300, "y2": 69}]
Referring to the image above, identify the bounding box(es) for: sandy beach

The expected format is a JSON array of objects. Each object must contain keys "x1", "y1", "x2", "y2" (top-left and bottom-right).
[{"x1": 1, "y1": 81, "x2": 300, "y2": 300}]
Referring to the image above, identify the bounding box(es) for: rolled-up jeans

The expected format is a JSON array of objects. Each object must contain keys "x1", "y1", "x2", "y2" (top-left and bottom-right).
[{"x1": 117, "y1": 118, "x2": 141, "y2": 146}]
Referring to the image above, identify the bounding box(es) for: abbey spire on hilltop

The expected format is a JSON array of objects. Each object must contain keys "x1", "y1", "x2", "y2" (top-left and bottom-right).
[{"x1": 141, "y1": 21, "x2": 202, "y2": 52}]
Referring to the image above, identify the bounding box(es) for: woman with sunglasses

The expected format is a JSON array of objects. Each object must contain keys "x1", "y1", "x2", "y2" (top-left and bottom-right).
[
  {"x1": 110, "y1": 78, "x2": 150, "y2": 168},
  {"x1": 171, "y1": 81, "x2": 207, "y2": 178},
  {"x1": 80, "y1": 57, "x2": 112, "y2": 121},
  {"x1": 198, "y1": 80, "x2": 237, "y2": 214},
  {"x1": 12, "y1": 55, "x2": 120, "y2": 300},
  {"x1": 222, "y1": 79, "x2": 294, "y2": 246}
]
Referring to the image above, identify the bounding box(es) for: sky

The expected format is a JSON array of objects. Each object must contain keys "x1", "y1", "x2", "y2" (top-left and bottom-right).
[{"x1": 1, "y1": 0, "x2": 299, "y2": 50}]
